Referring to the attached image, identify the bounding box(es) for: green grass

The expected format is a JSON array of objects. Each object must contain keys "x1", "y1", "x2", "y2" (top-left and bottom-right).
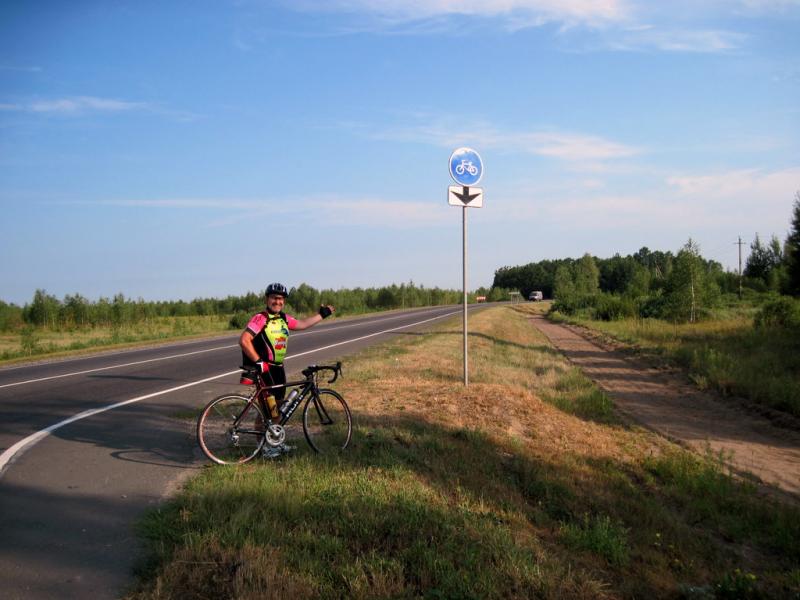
[
  {"x1": 127, "y1": 305, "x2": 800, "y2": 599},
  {"x1": 549, "y1": 310, "x2": 800, "y2": 418}
]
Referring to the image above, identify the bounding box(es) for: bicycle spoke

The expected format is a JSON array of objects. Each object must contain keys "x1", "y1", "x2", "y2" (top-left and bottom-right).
[
  {"x1": 303, "y1": 389, "x2": 352, "y2": 453},
  {"x1": 197, "y1": 395, "x2": 264, "y2": 464}
]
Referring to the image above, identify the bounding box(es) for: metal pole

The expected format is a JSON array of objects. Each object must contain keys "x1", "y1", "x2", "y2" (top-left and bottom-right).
[
  {"x1": 462, "y1": 204, "x2": 468, "y2": 386},
  {"x1": 737, "y1": 236, "x2": 743, "y2": 299}
]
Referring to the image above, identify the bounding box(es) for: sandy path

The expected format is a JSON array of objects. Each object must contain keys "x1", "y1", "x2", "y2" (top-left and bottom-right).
[{"x1": 530, "y1": 315, "x2": 800, "y2": 498}]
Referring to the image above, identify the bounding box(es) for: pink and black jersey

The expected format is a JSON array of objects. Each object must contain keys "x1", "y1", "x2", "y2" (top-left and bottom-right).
[{"x1": 243, "y1": 311, "x2": 298, "y2": 365}]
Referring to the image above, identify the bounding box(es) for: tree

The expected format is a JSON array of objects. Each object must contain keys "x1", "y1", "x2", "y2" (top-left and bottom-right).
[
  {"x1": 787, "y1": 191, "x2": 800, "y2": 296},
  {"x1": 744, "y1": 233, "x2": 782, "y2": 285},
  {"x1": 553, "y1": 263, "x2": 575, "y2": 299},
  {"x1": 664, "y1": 239, "x2": 719, "y2": 323},
  {"x1": 25, "y1": 289, "x2": 60, "y2": 329},
  {"x1": 574, "y1": 253, "x2": 600, "y2": 296}
]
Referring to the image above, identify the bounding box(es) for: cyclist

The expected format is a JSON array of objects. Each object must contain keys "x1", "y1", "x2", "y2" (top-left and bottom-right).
[{"x1": 239, "y1": 282, "x2": 334, "y2": 456}]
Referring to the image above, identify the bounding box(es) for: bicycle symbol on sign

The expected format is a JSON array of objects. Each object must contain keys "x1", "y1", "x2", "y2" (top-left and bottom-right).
[{"x1": 455, "y1": 160, "x2": 479, "y2": 176}]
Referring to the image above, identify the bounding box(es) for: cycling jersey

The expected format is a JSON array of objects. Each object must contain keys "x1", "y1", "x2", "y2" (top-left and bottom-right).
[{"x1": 244, "y1": 311, "x2": 298, "y2": 365}]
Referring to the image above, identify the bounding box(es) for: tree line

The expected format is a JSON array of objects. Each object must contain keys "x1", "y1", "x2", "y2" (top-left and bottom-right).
[
  {"x1": 493, "y1": 191, "x2": 800, "y2": 322},
  {"x1": 0, "y1": 282, "x2": 509, "y2": 333}
]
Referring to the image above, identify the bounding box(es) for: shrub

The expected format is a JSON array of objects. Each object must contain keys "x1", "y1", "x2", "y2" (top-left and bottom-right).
[
  {"x1": 754, "y1": 296, "x2": 800, "y2": 330},
  {"x1": 551, "y1": 293, "x2": 597, "y2": 316},
  {"x1": 593, "y1": 294, "x2": 637, "y2": 321},
  {"x1": 638, "y1": 294, "x2": 668, "y2": 319},
  {"x1": 229, "y1": 311, "x2": 251, "y2": 329}
]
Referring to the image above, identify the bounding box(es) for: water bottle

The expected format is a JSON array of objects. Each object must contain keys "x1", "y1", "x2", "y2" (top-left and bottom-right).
[{"x1": 281, "y1": 389, "x2": 299, "y2": 415}]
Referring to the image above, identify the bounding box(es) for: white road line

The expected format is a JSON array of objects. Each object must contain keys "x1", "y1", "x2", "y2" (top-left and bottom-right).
[
  {"x1": 0, "y1": 307, "x2": 455, "y2": 389},
  {"x1": 0, "y1": 345, "x2": 239, "y2": 390},
  {"x1": 0, "y1": 309, "x2": 458, "y2": 476},
  {"x1": 0, "y1": 370, "x2": 239, "y2": 476}
]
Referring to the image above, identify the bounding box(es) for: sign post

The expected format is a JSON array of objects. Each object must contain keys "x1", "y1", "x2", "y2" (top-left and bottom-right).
[{"x1": 448, "y1": 147, "x2": 484, "y2": 387}]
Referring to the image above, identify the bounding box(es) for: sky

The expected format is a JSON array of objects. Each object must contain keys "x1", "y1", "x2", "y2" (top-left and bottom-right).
[{"x1": 1, "y1": 0, "x2": 799, "y2": 305}]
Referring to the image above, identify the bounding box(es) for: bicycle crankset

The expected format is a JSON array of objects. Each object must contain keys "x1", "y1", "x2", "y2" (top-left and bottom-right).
[{"x1": 265, "y1": 424, "x2": 286, "y2": 447}]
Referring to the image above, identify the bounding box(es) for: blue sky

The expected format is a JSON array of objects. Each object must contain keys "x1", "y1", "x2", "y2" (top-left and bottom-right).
[{"x1": 1, "y1": 0, "x2": 798, "y2": 305}]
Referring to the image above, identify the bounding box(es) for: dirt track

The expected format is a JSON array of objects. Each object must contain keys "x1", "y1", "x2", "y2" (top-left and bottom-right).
[{"x1": 530, "y1": 314, "x2": 800, "y2": 498}]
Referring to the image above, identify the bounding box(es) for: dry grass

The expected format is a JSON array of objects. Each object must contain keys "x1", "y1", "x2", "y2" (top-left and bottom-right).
[
  {"x1": 0, "y1": 316, "x2": 233, "y2": 363},
  {"x1": 129, "y1": 305, "x2": 800, "y2": 599}
]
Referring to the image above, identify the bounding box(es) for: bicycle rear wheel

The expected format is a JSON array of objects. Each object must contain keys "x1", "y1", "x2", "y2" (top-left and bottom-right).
[
  {"x1": 197, "y1": 394, "x2": 265, "y2": 464},
  {"x1": 303, "y1": 389, "x2": 352, "y2": 453}
]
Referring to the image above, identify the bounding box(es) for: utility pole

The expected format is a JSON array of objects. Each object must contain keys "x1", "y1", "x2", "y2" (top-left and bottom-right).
[{"x1": 735, "y1": 236, "x2": 745, "y2": 298}]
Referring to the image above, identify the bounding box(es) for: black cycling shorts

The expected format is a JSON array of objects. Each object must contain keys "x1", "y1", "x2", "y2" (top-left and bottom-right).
[{"x1": 261, "y1": 364, "x2": 287, "y2": 402}]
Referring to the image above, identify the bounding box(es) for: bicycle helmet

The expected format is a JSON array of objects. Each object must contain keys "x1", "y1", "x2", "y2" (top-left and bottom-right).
[{"x1": 265, "y1": 282, "x2": 289, "y2": 297}]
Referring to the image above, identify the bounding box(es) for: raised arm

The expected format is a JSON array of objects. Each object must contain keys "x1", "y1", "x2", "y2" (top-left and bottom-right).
[{"x1": 292, "y1": 305, "x2": 335, "y2": 330}]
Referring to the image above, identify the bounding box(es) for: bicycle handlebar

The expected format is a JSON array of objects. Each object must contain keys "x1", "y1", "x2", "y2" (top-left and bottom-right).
[
  {"x1": 239, "y1": 361, "x2": 343, "y2": 384},
  {"x1": 302, "y1": 362, "x2": 343, "y2": 383}
]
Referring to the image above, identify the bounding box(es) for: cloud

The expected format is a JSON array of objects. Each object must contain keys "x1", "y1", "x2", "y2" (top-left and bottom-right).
[
  {"x1": 0, "y1": 96, "x2": 201, "y2": 121},
  {"x1": 283, "y1": 0, "x2": 632, "y2": 31},
  {"x1": 0, "y1": 64, "x2": 42, "y2": 72},
  {"x1": 359, "y1": 118, "x2": 641, "y2": 162},
  {"x1": 666, "y1": 167, "x2": 800, "y2": 202},
  {"x1": 274, "y1": 0, "x2": 788, "y2": 54},
  {"x1": 84, "y1": 196, "x2": 452, "y2": 229},
  {"x1": 313, "y1": 198, "x2": 451, "y2": 227},
  {"x1": 607, "y1": 27, "x2": 747, "y2": 52},
  {"x1": 32, "y1": 96, "x2": 148, "y2": 113},
  {"x1": 497, "y1": 165, "x2": 800, "y2": 234},
  {"x1": 0, "y1": 96, "x2": 149, "y2": 114}
]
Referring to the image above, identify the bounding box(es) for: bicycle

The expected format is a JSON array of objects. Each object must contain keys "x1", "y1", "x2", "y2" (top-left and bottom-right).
[
  {"x1": 197, "y1": 362, "x2": 352, "y2": 465},
  {"x1": 455, "y1": 159, "x2": 478, "y2": 176}
]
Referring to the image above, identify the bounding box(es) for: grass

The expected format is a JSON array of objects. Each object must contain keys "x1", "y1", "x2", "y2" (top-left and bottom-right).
[
  {"x1": 549, "y1": 309, "x2": 800, "y2": 419},
  {"x1": 0, "y1": 316, "x2": 234, "y2": 364},
  {"x1": 127, "y1": 304, "x2": 800, "y2": 599}
]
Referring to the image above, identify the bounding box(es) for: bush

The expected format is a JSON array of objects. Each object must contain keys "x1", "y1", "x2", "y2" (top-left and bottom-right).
[
  {"x1": 638, "y1": 295, "x2": 668, "y2": 319},
  {"x1": 593, "y1": 294, "x2": 637, "y2": 321},
  {"x1": 754, "y1": 296, "x2": 800, "y2": 330},
  {"x1": 551, "y1": 293, "x2": 596, "y2": 316},
  {"x1": 229, "y1": 311, "x2": 251, "y2": 329}
]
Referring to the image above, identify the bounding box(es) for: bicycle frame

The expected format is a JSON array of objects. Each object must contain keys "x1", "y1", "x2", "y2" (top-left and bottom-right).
[
  {"x1": 257, "y1": 377, "x2": 314, "y2": 426},
  {"x1": 245, "y1": 362, "x2": 342, "y2": 428}
]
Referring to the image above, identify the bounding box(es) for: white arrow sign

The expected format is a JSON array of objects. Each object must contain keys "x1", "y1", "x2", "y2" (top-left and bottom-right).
[{"x1": 448, "y1": 185, "x2": 483, "y2": 207}]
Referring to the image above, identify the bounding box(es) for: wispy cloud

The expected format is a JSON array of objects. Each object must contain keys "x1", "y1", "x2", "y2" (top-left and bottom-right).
[
  {"x1": 499, "y1": 165, "x2": 800, "y2": 232},
  {"x1": 276, "y1": 0, "x2": 778, "y2": 53},
  {"x1": 666, "y1": 167, "x2": 800, "y2": 202},
  {"x1": 0, "y1": 64, "x2": 43, "y2": 73},
  {"x1": 0, "y1": 95, "x2": 202, "y2": 121},
  {"x1": 606, "y1": 27, "x2": 747, "y2": 52},
  {"x1": 353, "y1": 117, "x2": 641, "y2": 162},
  {"x1": 0, "y1": 96, "x2": 149, "y2": 114},
  {"x1": 287, "y1": 0, "x2": 631, "y2": 28},
  {"x1": 84, "y1": 196, "x2": 451, "y2": 229}
]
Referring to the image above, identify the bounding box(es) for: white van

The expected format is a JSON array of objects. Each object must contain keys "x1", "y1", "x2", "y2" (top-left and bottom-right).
[{"x1": 528, "y1": 291, "x2": 544, "y2": 302}]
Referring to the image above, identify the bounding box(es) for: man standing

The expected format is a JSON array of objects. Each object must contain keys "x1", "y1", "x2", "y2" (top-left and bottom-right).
[{"x1": 239, "y1": 283, "x2": 334, "y2": 453}]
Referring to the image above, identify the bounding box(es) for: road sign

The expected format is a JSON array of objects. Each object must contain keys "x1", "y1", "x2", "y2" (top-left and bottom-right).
[
  {"x1": 446, "y1": 148, "x2": 484, "y2": 388},
  {"x1": 448, "y1": 185, "x2": 483, "y2": 207},
  {"x1": 449, "y1": 147, "x2": 483, "y2": 186}
]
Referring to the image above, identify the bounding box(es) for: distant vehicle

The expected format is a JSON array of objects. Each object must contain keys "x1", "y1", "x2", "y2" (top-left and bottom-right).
[
  {"x1": 528, "y1": 291, "x2": 544, "y2": 302},
  {"x1": 476, "y1": 296, "x2": 487, "y2": 303}
]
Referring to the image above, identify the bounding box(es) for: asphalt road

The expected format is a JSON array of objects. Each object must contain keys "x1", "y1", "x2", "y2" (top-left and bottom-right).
[{"x1": 0, "y1": 305, "x2": 485, "y2": 599}]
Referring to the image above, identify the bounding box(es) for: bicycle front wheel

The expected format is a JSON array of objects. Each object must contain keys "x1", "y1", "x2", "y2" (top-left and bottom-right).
[
  {"x1": 197, "y1": 394, "x2": 265, "y2": 464},
  {"x1": 303, "y1": 389, "x2": 352, "y2": 453}
]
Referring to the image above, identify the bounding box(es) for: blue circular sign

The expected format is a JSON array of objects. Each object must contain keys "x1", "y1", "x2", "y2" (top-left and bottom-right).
[{"x1": 449, "y1": 147, "x2": 483, "y2": 186}]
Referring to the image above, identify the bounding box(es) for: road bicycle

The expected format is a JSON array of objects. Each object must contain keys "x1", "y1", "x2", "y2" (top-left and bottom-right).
[{"x1": 197, "y1": 362, "x2": 352, "y2": 465}]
